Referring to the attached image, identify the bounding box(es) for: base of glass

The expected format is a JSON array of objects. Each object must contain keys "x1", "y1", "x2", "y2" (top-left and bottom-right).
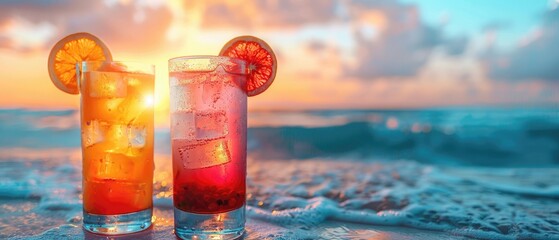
[
  {"x1": 174, "y1": 205, "x2": 245, "y2": 240},
  {"x1": 83, "y1": 208, "x2": 152, "y2": 235}
]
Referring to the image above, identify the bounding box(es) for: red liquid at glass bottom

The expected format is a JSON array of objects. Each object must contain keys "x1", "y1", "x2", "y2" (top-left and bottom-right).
[{"x1": 172, "y1": 138, "x2": 246, "y2": 214}]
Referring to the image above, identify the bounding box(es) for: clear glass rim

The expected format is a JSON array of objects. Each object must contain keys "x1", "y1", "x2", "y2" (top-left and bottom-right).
[
  {"x1": 168, "y1": 55, "x2": 247, "y2": 74},
  {"x1": 79, "y1": 61, "x2": 155, "y2": 74},
  {"x1": 168, "y1": 55, "x2": 244, "y2": 63}
]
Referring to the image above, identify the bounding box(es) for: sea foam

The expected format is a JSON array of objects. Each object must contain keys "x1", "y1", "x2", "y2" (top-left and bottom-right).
[
  {"x1": 244, "y1": 159, "x2": 559, "y2": 239},
  {"x1": 2, "y1": 153, "x2": 559, "y2": 239}
]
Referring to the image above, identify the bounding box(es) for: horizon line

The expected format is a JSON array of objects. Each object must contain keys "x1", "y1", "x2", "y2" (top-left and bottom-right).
[{"x1": 1, "y1": 103, "x2": 557, "y2": 113}]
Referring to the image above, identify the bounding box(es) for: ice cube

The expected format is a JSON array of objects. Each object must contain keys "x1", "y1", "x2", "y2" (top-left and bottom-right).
[
  {"x1": 126, "y1": 75, "x2": 142, "y2": 87},
  {"x1": 128, "y1": 125, "x2": 146, "y2": 148},
  {"x1": 171, "y1": 111, "x2": 195, "y2": 139},
  {"x1": 94, "y1": 152, "x2": 135, "y2": 179},
  {"x1": 169, "y1": 84, "x2": 181, "y2": 111},
  {"x1": 117, "y1": 93, "x2": 141, "y2": 123},
  {"x1": 170, "y1": 84, "x2": 196, "y2": 111},
  {"x1": 195, "y1": 111, "x2": 228, "y2": 140},
  {"x1": 105, "y1": 124, "x2": 129, "y2": 152},
  {"x1": 170, "y1": 80, "x2": 225, "y2": 112},
  {"x1": 83, "y1": 120, "x2": 105, "y2": 147},
  {"x1": 89, "y1": 72, "x2": 127, "y2": 98},
  {"x1": 128, "y1": 126, "x2": 147, "y2": 148},
  {"x1": 103, "y1": 97, "x2": 125, "y2": 114},
  {"x1": 96, "y1": 153, "x2": 119, "y2": 178},
  {"x1": 172, "y1": 138, "x2": 231, "y2": 169},
  {"x1": 169, "y1": 75, "x2": 181, "y2": 86},
  {"x1": 190, "y1": 84, "x2": 205, "y2": 111},
  {"x1": 99, "y1": 123, "x2": 146, "y2": 155}
]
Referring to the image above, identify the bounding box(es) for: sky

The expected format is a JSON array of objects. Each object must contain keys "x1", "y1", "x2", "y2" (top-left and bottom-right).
[{"x1": 0, "y1": 0, "x2": 558, "y2": 113}]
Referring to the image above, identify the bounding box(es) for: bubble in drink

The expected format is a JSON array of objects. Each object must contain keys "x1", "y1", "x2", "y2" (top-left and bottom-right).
[
  {"x1": 169, "y1": 83, "x2": 189, "y2": 111},
  {"x1": 94, "y1": 152, "x2": 134, "y2": 179},
  {"x1": 201, "y1": 80, "x2": 223, "y2": 109},
  {"x1": 189, "y1": 84, "x2": 206, "y2": 111},
  {"x1": 170, "y1": 83, "x2": 204, "y2": 111},
  {"x1": 172, "y1": 138, "x2": 231, "y2": 169}
]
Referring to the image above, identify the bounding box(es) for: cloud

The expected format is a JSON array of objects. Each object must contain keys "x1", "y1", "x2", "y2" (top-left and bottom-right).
[
  {"x1": 345, "y1": 2, "x2": 469, "y2": 80},
  {"x1": 0, "y1": 17, "x2": 56, "y2": 52},
  {"x1": 444, "y1": 36, "x2": 468, "y2": 56},
  {"x1": 0, "y1": 0, "x2": 172, "y2": 52},
  {"x1": 188, "y1": 0, "x2": 469, "y2": 81},
  {"x1": 482, "y1": 9, "x2": 559, "y2": 81},
  {"x1": 306, "y1": 40, "x2": 328, "y2": 52},
  {"x1": 200, "y1": 0, "x2": 339, "y2": 28},
  {"x1": 482, "y1": 21, "x2": 509, "y2": 32},
  {"x1": 0, "y1": 0, "x2": 63, "y2": 6},
  {"x1": 482, "y1": 9, "x2": 559, "y2": 82}
]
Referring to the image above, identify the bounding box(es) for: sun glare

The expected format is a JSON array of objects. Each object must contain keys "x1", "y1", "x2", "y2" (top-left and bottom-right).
[{"x1": 144, "y1": 95, "x2": 154, "y2": 107}]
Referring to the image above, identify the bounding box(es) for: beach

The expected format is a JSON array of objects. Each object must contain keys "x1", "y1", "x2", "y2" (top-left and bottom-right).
[{"x1": 1, "y1": 108, "x2": 558, "y2": 239}]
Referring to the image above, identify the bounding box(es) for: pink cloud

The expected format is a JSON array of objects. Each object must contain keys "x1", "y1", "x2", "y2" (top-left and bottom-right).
[
  {"x1": 199, "y1": 0, "x2": 339, "y2": 28},
  {"x1": 0, "y1": 17, "x2": 56, "y2": 52},
  {"x1": 0, "y1": 1, "x2": 172, "y2": 52}
]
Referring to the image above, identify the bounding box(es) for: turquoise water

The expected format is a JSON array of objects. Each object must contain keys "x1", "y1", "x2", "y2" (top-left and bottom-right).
[
  {"x1": 2, "y1": 108, "x2": 558, "y2": 166},
  {"x1": 0, "y1": 108, "x2": 558, "y2": 239}
]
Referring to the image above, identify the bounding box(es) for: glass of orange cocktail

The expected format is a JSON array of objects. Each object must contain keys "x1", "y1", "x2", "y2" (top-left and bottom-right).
[
  {"x1": 79, "y1": 61, "x2": 154, "y2": 234},
  {"x1": 47, "y1": 33, "x2": 155, "y2": 235}
]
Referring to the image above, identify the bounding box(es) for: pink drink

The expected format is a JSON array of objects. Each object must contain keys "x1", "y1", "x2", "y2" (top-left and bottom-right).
[
  {"x1": 169, "y1": 57, "x2": 247, "y2": 216},
  {"x1": 172, "y1": 137, "x2": 246, "y2": 213}
]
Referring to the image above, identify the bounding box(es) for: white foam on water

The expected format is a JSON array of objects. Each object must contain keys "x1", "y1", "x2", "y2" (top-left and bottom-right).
[
  {"x1": 2, "y1": 148, "x2": 559, "y2": 239},
  {"x1": 245, "y1": 159, "x2": 559, "y2": 239}
]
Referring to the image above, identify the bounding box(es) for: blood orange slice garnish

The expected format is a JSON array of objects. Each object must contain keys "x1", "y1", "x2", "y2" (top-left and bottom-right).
[
  {"x1": 219, "y1": 36, "x2": 277, "y2": 96},
  {"x1": 48, "y1": 32, "x2": 112, "y2": 94}
]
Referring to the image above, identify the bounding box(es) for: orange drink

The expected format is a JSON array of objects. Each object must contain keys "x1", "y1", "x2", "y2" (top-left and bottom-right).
[
  {"x1": 79, "y1": 61, "x2": 154, "y2": 234},
  {"x1": 47, "y1": 32, "x2": 155, "y2": 235}
]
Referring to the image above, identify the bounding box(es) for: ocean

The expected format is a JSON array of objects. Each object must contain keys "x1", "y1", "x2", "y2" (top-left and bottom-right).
[{"x1": 0, "y1": 108, "x2": 558, "y2": 239}]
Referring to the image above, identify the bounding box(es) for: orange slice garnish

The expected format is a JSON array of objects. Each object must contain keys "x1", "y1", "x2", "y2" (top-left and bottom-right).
[
  {"x1": 219, "y1": 35, "x2": 277, "y2": 97},
  {"x1": 48, "y1": 32, "x2": 112, "y2": 94}
]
